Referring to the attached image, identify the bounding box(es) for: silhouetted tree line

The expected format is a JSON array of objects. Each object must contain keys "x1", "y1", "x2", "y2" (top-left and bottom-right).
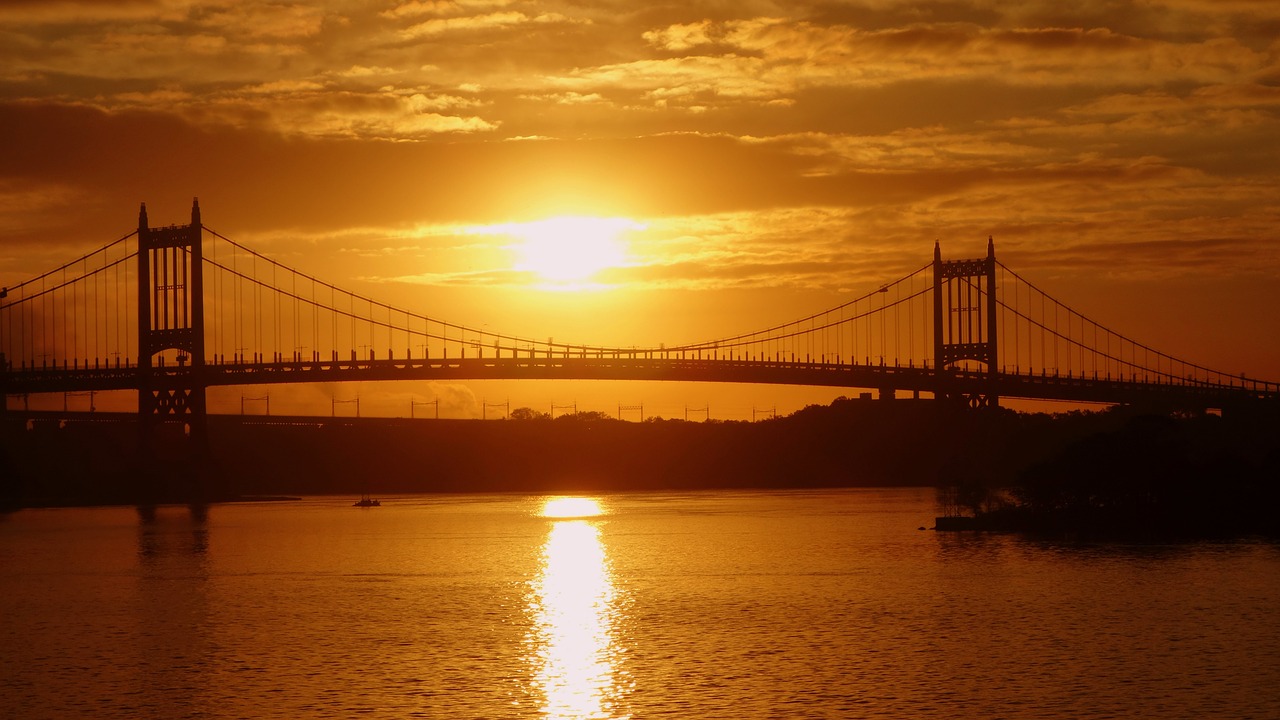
[
  {"x1": 983, "y1": 411, "x2": 1280, "y2": 537},
  {"x1": 3, "y1": 398, "x2": 1277, "y2": 535}
]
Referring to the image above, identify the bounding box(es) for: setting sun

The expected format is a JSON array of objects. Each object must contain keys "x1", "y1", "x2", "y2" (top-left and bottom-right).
[{"x1": 470, "y1": 216, "x2": 642, "y2": 284}]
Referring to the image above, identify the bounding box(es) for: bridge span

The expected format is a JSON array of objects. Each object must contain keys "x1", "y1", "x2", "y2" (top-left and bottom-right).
[
  {"x1": 5, "y1": 354, "x2": 1273, "y2": 414},
  {"x1": 2, "y1": 199, "x2": 1278, "y2": 437}
]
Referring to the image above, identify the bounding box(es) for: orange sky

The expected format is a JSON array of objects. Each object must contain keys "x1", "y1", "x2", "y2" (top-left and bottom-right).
[{"x1": 2, "y1": 1, "x2": 1279, "y2": 419}]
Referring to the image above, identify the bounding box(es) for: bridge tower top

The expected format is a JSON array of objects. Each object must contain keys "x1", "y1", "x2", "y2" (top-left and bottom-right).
[{"x1": 933, "y1": 238, "x2": 999, "y2": 407}]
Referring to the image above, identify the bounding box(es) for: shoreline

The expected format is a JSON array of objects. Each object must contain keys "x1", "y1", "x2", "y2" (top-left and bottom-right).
[{"x1": 5, "y1": 400, "x2": 1278, "y2": 539}]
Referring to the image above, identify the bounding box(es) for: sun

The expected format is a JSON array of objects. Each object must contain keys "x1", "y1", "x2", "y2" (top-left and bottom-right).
[
  {"x1": 513, "y1": 216, "x2": 640, "y2": 282},
  {"x1": 471, "y1": 216, "x2": 643, "y2": 284}
]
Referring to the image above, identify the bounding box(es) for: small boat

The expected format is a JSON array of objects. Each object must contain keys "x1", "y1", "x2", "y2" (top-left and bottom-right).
[{"x1": 353, "y1": 492, "x2": 381, "y2": 508}]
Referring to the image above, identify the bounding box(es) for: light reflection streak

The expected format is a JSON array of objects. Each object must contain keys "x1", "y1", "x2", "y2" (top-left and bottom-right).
[
  {"x1": 541, "y1": 497, "x2": 604, "y2": 519},
  {"x1": 528, "y1": 516, "x2": 628, "y2": 719}
]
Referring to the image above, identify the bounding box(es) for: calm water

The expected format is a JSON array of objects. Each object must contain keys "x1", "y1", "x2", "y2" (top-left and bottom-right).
[{"x1": 2, "y1": 488, "x2": 1278, "y2": 719}]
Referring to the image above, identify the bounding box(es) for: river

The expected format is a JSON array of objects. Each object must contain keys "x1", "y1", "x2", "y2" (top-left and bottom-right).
[{"x1": 2, "y1": 488, "x2": 1277, "y2": 719}]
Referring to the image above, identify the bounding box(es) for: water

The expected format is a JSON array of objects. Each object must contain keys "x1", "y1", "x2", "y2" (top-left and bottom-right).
[{"x1": 2, "y1": 488, "x2": 1278, "y2": 719}]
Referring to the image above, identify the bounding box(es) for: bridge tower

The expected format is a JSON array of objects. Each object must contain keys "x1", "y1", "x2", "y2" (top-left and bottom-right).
[
  {"x1": 933, "y1": 238, "x2": 999, "y2": 408},
  {"x1": 137, "y1": 199, "x2": 209, "y2": 459}
]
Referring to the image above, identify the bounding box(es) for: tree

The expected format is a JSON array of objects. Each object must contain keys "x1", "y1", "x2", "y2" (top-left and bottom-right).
[{"x1": 556, "y1": 410, "x2": 614, "y2": 422}]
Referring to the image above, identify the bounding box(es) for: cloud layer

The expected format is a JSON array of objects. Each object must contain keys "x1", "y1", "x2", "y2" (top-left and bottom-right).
[{"x1": 2, "y1": 0, "x2": 1278, "y2": 377}]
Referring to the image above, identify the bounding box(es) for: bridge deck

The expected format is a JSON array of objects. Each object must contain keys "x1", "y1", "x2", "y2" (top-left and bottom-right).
[{"x1": 4, "y1": 357, "x2": 1275, "y2": 409}]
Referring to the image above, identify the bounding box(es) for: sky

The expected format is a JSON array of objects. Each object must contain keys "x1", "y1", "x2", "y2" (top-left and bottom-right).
[{"x1": 2, "y1": 0, "x2": 1279, "y2": 419}]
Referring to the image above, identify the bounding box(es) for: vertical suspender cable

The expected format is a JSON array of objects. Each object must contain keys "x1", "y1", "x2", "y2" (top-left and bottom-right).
[
  {"x1": 62, "y1": 267, "x2": 69, "y2": 364},
  {"x1": 273, "y1": 264, "x2": 279, "y2": 359},
  {"x1": 124, "y1": 237, "x2": 130, "y2": 365}
]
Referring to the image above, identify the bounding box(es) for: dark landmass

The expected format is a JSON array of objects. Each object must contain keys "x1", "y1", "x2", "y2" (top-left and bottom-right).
[
  {"x1": 2, "y1": 397, "x2": 1278, "y2": 538},
  {"x1": 953, "y1": 411, "x2": 1280, "y2": 539}
]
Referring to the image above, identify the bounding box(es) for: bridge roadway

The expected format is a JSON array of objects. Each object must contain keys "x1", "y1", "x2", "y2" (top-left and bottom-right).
[{"x1": 4, "y1": 356, "x2": 1277, "y2": 410}]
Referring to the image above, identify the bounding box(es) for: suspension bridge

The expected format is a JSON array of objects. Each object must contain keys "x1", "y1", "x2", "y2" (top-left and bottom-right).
[{"x1": 2, "y1": 200, "x2": 1277, "y2": 443}]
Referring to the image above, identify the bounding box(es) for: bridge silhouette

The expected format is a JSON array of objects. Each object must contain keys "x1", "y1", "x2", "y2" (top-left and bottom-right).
[{"x1": 2, "y1": 200, "x2": 1277, "y2": 443}]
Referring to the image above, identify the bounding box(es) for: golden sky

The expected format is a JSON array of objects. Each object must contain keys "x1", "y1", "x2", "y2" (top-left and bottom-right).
[{"x1": 2, "y1": 0, "x2": 1278, "y2": 417}]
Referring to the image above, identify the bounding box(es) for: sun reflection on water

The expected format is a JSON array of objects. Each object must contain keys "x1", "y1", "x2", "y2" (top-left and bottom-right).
[
  {"x1": 527, "y1": 502, "x2": 628, "y2": 719},
  {"x1": 540, "y1": 497, "x2": 604, "y2": 519}
]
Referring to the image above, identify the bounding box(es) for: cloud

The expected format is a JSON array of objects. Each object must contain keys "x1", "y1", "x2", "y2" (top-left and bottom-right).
[
  {"x1": 551, "y1": 55, "x2": 776, "y2": 101},
  {"x1": 1, "y1": 0, "x2": 1278, "y2": 378},
  {"x1": 398, "y1": 10, "x2": 578, "y2": 38},
  {"x1": 39, "y1": 84, "x2": 500, "y2": 140},
  {"x1": 518, "y1": 91, "x2": 606, "y2": 105},
  {"x1": 199, "y1": 3, "x2": 326, "y2": 39},
  {"x1": 1064, "y1": 83, "x2": 1280, "y2": 117},
  {"x1": 338, "y1": 65, "x2": 402, "y2": 78},
  {"x1": 612, "y1": 18, "x2": 1274, "y2": 104},
  {"x1": 643, "y1": 20, "x2": 714, "y2": 51},
  {"x1": 0, "y1": 1, "x2": 195, "y2": 25},
  {"x1": 381, "y1": 0, "x2": 521, "y2": 20}
]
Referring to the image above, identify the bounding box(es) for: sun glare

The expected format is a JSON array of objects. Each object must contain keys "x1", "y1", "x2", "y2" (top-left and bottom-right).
[
  {"x1": 469, "y1": 216, "x2": 644, "y2": 285},
  {"x1": 528, "y1": 519, "x2": 625, "y2": 717},
  {"x1": 540, "y1": 497, "x2": 604, "y2": 519}
]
